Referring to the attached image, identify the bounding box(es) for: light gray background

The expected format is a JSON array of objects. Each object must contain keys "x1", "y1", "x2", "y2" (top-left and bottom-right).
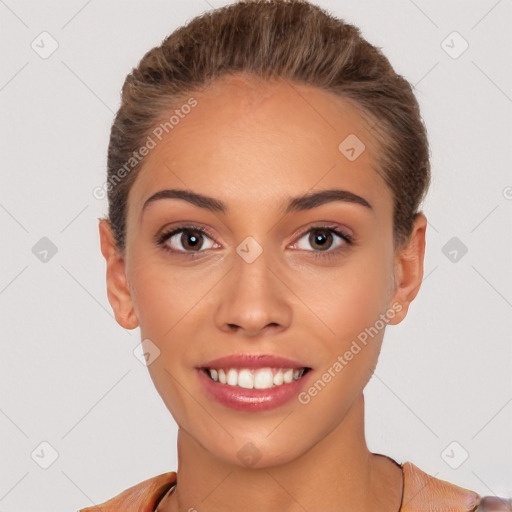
[{"x1": 1, "y1": 0, "x2": 511, "y2": 510}]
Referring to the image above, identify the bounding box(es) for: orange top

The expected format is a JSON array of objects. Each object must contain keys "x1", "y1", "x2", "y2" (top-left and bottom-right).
[{"x1": 77, "y1": 461, "x2": 511, "y2": 512}]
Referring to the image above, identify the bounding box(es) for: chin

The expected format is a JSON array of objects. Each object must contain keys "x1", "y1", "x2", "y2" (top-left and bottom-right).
[{"x1": 208, "y1": 435, "x2": 309, "y2": 470}]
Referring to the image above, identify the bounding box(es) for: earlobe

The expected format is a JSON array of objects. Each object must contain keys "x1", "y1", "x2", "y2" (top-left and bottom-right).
[
  {"x1": 387, "y1": 212, "x2": 427, "y2": 326},
  {"x1": 98, "y1": 219, "x2": 139, "y2": 330}
]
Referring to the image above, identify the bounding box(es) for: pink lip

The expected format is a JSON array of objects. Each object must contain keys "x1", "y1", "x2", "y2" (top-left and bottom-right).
[
  {"x1": 197, "y1": 353, "x2": 310, "y2": 370},
  {"x1": 197, "y1": 366, "x2": 313, "y2": 412}
]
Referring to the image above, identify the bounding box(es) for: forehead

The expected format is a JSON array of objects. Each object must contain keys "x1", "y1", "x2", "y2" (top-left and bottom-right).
[{"x1": 127, "y1": 74, "x2": 389, "y2": 216}]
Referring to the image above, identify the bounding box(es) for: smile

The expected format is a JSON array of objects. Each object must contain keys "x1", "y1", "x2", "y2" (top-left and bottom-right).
[{"x1": 203, "y1": 367, "x2": 311, "y2": 389}]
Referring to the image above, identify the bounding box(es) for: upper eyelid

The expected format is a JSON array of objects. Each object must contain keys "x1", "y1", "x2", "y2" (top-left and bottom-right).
[
  {"x1": 290, "y1": 224, "x2": 352, "y2": 243},
  {"x1": 157, "y1": 225, "x2": 218, "y2": 248},
  {"x1": 158, "y1": 224, "x2": 351, "y2": 250}
]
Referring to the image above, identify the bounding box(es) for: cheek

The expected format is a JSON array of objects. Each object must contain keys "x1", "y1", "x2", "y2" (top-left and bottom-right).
[
  {"x1": 131, "y1": 267, "x2": 203, "y2": 421},
  {"x1": 127, "y1": 257, "x2": 219, "y2": 374},
  {"x1": 290, "y1": 252, "x2": 393, "y2": 345},
  {"x1": 297, "y1": 263, "x2": 391, "y2": 411},
  {"x1": 131, "y1": 277, "x2": 174, "y2": 337},
  {"x1": 127, "y1": 257, "x2": 202, "y2": 336}
]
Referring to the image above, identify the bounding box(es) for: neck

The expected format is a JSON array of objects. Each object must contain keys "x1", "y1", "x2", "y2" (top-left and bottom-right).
[{"x1": 159, "y1": 394, "x2": 403, "y2": 512}]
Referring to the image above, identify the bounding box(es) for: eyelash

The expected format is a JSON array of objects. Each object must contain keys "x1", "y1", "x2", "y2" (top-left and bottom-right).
[{"x1": 155, "y1": 223, "x2": 354, "y2": 261}]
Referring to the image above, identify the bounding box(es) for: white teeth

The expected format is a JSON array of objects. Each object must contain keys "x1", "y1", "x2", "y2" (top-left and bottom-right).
[
  {"x1": 227, "y1": 368, "x2": 238, "y2": 386},
  {"x1": 254, "y1": 369, "x2": 273, "y2": 389},
  {"x1": 273, "y1": 370, "x2": 284, "y2": 386},
  {"x1": 206, "y1": 367, "x2": 307, "y2": 389},
  {"x1": 237, "y1": 369, "x2": 254, "y2": 389}
]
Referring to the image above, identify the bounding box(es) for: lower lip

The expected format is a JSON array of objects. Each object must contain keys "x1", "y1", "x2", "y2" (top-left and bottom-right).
[{"x1": 197, "y1": 368, "x2": 313, "y2": 412}]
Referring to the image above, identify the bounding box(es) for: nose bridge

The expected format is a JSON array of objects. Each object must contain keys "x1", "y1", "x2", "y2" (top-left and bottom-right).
[
  {"x1": 233, "y1": 234, "x2": 278, "y2": 303},
  {"x1": 234, "y1": 236, "x2": 274, "y2": 293},
  {"x1": 214, "y1": 234, "x2": 292, "y2": 335}
]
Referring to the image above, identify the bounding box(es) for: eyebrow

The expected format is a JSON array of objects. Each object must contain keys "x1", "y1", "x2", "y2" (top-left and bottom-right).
[{"x1": 140, "y1": 187, "x2": 373, "y2": 219}]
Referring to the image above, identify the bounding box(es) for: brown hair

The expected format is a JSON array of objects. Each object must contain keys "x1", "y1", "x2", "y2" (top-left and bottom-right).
[{"x1": 103, "y1": 0, "x2": 430, "y2": 253}]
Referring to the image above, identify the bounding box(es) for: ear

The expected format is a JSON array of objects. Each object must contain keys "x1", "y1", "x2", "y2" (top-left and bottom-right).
[
  {"x1": 387, "y1": 212, "x2": 427, "y2": 325},
  {"x1": 98, "y1": 219, "x2": 139, "y2": 330}
]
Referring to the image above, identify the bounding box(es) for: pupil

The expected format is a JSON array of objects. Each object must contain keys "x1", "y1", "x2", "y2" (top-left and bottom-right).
[
  {"x1": 182, "y1": 230, "x2": 202, "y2": 250},
  {"x1": 310, "y1": 229, "x2": 331, "y2": 250}
]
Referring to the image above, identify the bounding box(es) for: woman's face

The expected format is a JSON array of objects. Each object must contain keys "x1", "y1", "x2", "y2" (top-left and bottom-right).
[{"x1": 101, "y1": 74, "x2": 424, "y2": 468}]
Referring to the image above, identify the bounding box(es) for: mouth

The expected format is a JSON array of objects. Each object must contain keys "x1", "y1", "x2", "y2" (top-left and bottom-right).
[
  {"x1": 200, "y1": 366, "x2": 313, "y2": 390},
  {"x1": 196, "y1": 354, "x2": 314, "y2": 410}
]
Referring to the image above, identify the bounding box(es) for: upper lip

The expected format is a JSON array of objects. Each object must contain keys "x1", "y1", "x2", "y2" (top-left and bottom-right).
[{"x1": 197, "y1": 354, "x2": 311, "y2": 370}]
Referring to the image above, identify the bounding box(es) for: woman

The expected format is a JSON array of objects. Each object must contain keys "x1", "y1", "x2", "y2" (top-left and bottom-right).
[{"x1": 80, "y1": 0, "x2": 511, "y2": 510}]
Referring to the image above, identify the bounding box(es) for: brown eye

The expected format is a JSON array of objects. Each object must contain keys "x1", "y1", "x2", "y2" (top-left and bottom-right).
[
  {"x1": 159, "y1": 227, "x2": 218, "y2": 253},
  {"x1": 308, "y1": 229, "x2": 334, "y2": 251},
  {"x1": 179, "y1": 229, "x2": 204, "y2": 251},
  {"x1": 294, "y1": 227, "x2": 351, "y2": 253}
]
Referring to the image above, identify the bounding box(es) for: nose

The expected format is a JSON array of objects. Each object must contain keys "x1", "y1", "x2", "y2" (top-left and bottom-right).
[{"x1": 213, "y1": 252, "x2": 292, "y2": 338}]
